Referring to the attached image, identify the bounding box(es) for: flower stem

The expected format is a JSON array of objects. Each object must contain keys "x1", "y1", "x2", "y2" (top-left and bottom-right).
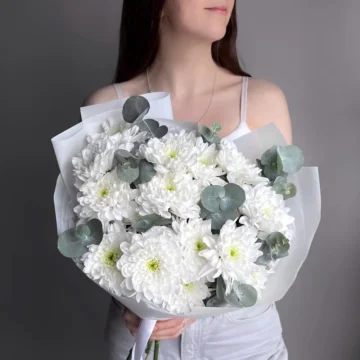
[
  {"x1": 126, "y1": 347, "x2": 133, "y2": 360},
  {"x1": 153, "y1": 340, "x2": 160, "y2": 360},
  {"x1": 145, "y1": 340, "x2": 154, "y2": 360}
]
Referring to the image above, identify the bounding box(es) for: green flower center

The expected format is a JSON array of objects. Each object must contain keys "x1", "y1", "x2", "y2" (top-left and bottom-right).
[
  {"x1": 229, "y1": 246, "x2": 241, "y2": 260},
  {"x1": 104, "y1": 250, "x2": 122, "y2": 267},
  {"x1": 195, "y1": 239, "x2": 207, "y2": 253},
  {"x1": 165, "y1": 177, "x2": 176, "y2": 191},
  {"x1": 197, "y1": 157, "x2": 210, "y2": 166},
  {"x1": 99, "y1": 187, "x2": 109, "y2": 198},
  {"x1": 183, "y1": 283, "x2": 194, "y2": 292},
  {"x1": 264, "y1": 207, "x2": 272, "y2": 217},
  {"x1": 166, "y1": 149, "x2": 177, "y2": 159},
  {"x1": 147, "y1": 259, "x2": 160, "y2": 272}
]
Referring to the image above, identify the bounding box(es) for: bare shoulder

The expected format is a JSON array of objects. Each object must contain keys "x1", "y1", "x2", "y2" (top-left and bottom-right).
[
  {"x1": 82, "y1": 74, "x2": 146, "y2": 107},
  {"x1": 247, "y1": 77, "x2": 293, "y2": 144}
]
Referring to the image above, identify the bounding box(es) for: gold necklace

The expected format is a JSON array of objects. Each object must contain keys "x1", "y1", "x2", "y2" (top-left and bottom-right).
[{"x1": 146, "y1": 65, "x2": 218, "y2": 124}]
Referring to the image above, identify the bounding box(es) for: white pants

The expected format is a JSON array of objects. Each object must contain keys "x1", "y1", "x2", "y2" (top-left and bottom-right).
[{"x1": 104, "y1": 297, "x2": 288, "y2": 360}]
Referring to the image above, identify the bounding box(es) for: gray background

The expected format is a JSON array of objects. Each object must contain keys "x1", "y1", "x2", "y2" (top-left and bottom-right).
[{"x1": 2, "y1": 0, "x2": 359, "y2": 359}]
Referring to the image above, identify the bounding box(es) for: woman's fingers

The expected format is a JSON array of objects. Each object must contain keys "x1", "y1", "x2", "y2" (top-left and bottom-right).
[
  {"x1": 154, "y1": 318, "x2": 184, "y2": 331},
  {"x1": 124, "y1": 308, "x2": 141, "y2": 336},
  {"x1": 123, "y1": 310, "x2": 196, "y2": 340},
  {"x1": 150, "y1": 318, "x2": 196, "y2": 340}
]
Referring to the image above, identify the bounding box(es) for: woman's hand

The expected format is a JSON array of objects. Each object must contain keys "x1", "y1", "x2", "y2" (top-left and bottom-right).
[{"x1": 124, "y1": 308, "x2": 196, "y2": 340}]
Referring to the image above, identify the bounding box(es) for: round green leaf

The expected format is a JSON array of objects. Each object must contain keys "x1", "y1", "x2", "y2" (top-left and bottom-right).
[
  {"x1": 134, "y1": 159, "x2": 156, "y2": 185},
  {"x1": 220, "y1": 183, "x2": 246, "y2": 211},
  {"x1": 138, "y1": 118, "x2": 159, "y2": 136},
  {"x1": 261, "y1": 145, "x2": 278, "y2": 166},
  {"x1": 201, "y1": 185, "x2": 225, "y2": 213},
  {"x1": 199, "y1": 125, "x2": 213, "y2": 139},
  {"x1": 155, "y1": 125, "x2": 168, "y2": 139},
  {"x1": 277, "y1": 145, "x2": 304, "y2": 174},
  {"x1": 207, "y1": 209, "x2": 238, "y2": 230},
  {"x1": 225, "y1": 282, "x2": 258, "y2": 308},
  {"x1": 117, "y1": 161, "x2": 139, "y2": 183},
  {"x1": 266, "y1": 232, "x2": 290, "y2": 258},
  {"x1": 272, "y1": 179, "x2": 297, "y2": 200},
  {"x1": 122, "y1": 96, "x2": 150, "y2": 123},
  {"x1": 58, "y1": 219, "x2": 103, "y2": 258},
  {"x1": 75, "y1": 224, "x2": 90, "y2": 239},
  {"x1": 133, "y1": 214, "x2": 171, "y2": 233}
]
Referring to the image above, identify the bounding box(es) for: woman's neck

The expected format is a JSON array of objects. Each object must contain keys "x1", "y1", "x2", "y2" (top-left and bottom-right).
[{"x1": 148, "y1": 29, "x2": 218, "y2": 99}]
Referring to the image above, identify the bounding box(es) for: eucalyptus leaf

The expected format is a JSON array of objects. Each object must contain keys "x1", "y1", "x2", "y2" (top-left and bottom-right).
[
  {"x1": 117, "y1": 161, "x2": 139, "y2": 183},
  {"x1": 201, "y1": 185, "x2": 226, "y2": 213},
  {"x1": 199, "y1": 124, "x2": 222, "y2": 144},
  {"x1": 134, "y1": 159, "x2": 156, "y2": 185},
  {"x1": 58, "y1": 219, "x2": 103, "y2": 258},
  {"x1": 211, "y1": 122, "x2": 222, "y2": 134},
  {"x1": 219, "y1": 183, "x2": 246, "y2": 211},
  {"x1": 259, "y1": 232, "x2": 290, "y2": 262},
  {"x1": 216, "y1": 276, "x2": 226, "y2": 302},
  {"x1": 204, "y1": 293, "x2": 225, "y2": 307},
  {"x1": 207, "y1": 208, "x2": 238, "y2": 230},
  {"x1": 261, "y1": 145, "x2": 278, "y2": 166},
  {"x1": 277, "y1": 145, "x2": 304, "y2": 174},
  {"x1": 122, "y1": 96, "x2": 150, "y2": 124},
  {"x1": 199, "y1": 202, "x2": 211, "y2": 219},
  {"x1": 272, "y1": 177, "x2": 297, "y2": 200},
  {"x1": 266, "y1": 232, "x2": 290, "y2": 257},
  {"x1": 225, "y1": 282, "x2": 258, "y2": 308},
  {"x1": 139, "y1": 119, "x2": 169, "y2": 139},
  {"x1": 133, "y1": 214, "x2": 171, "y2": 233},
  {"x1": 199, "y1": 125, "x2": 213, "y2": 138},
  {"x1": 155, "y1": 125, "x2": 168, "y2": 139}
]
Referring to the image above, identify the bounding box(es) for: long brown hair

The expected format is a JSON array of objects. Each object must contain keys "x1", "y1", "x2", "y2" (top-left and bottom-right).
[{"x1": 113, "y1": 0, "x2": 251, "y2": 83}]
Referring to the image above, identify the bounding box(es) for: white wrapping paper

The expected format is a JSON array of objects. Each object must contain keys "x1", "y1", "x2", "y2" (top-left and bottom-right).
[{"x1": 52, "y1": 93, "x2": 321, "y2": 360}]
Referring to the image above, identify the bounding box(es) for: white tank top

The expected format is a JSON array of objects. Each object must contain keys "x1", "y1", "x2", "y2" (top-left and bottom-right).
[{"x1": 113, "y1": 76, "x2": 251, "y2": 140}]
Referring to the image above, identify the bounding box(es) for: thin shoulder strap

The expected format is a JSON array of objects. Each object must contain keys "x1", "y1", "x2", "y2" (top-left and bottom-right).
[
  {"x1": 113, "y1": 83, "x2": 123, "y2": 99},
  {"x1": 240, "y1": 76, "x2": 248, "y2": 125}
]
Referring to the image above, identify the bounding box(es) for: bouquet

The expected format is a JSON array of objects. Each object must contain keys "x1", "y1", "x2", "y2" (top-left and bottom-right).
[{"x1": 52, "y1": 92, "x2": 321, "y2": 360}]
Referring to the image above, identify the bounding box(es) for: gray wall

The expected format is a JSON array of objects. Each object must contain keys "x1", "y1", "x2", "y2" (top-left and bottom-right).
[{"x1": 2, "y1": 0, "x2": 359, "y2": 359}]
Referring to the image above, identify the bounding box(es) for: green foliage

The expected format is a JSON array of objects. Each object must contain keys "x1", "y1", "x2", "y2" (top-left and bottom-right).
[{"x1": 58, "y1": 219, "x2": 103, "y2": 258}]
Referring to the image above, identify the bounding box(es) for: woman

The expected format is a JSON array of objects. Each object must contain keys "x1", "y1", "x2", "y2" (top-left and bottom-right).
[{"x1": 84, "y1": 1, "x2": 292, "y2": 359}]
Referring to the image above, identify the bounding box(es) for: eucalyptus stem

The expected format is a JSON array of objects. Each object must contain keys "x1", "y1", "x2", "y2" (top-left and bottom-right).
[
  {"x1": 126, "y1": 347, "x2": 133, "y2": 360},
  {"x1": 153, "y1": 340, "x2": 160, "y2": 360},
  {"x1": 145, "y1": 340, "x2": 154, "y2": 360}
]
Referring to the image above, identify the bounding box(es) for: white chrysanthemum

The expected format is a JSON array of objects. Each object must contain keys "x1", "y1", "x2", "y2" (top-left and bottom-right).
[
  {"x1": 118, "y1": 226, "x2": 182, "y2": 304},
  {"x1": 199, "y1": 220, "x2": 264, "y2": 294},
  {"x1": 136, "y1": 172, "x2": 201, "y2": 219},
  {"x1": 72, "y1": 114, "x2": 147, "y2": 187},
  {"x1": 74, "y1": 169, "x2": 139, "y2": 224},
  {"x1": 245, "y1": 264, "x2": 273, "y2": 295},
  {"x1": 190, "y1": 138, "x2": 226, "y2": 187},
  {"x1": 239, "y1": 183, "x2": 295, "y2": 240},
  {"x1": 82, "y1": 229, "x2": 130, "y2": 296},
  {"x1": 217, "y1": 139, "x2": 268, "y2": 186},
  {"x1": 165, "y1": 279, "x2": 210, "y2": 314},
  {"x1": 138, "y1": 129, "x2": 198, "y2": 174},
  {"x1": 172, "y1": 218, "x2": 214, "y2": 280},
  {"x1": 100, "y1": 113, "x2": 147, "y2": 145}
]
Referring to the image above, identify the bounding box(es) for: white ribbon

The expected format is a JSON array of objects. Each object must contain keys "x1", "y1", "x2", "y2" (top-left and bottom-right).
[{"x1": 132, "y1": 319, "x2": 157, "y2": 360}]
